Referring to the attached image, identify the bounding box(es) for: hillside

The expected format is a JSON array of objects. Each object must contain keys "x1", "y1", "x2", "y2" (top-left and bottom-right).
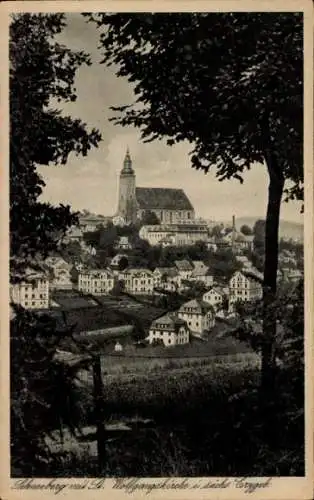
[{"x1": 222, "y1": 216, "x2": 303, "y2": 241}]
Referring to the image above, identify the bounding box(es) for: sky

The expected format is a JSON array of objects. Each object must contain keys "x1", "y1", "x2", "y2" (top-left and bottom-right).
[{"x1": 37, "y1": 13, "x2": 303, "y2": 224}]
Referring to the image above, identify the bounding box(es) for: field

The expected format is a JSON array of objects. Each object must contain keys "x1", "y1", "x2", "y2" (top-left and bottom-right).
[{"x1": 46, "y1": 361, "x2": 304, "y2": 478}]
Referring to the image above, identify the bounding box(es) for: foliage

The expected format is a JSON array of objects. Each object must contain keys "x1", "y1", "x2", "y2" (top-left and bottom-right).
[
  {"x1": 209, "y1": 225, "x2": 223, "y2": 239},
  {"x1": 240, "y1": 224, "x2": 253, "y2": 235},
  {"x1": 87, "y1": 11, "x2": 303, "y2": 398},
  {"x1": 140, "y1": 210, "x2": 160, "y2": 226},
  {"x1": 10, "y1": 13, "x2": 101, "y2": 474},
  {"x1": 10, "y1": 14, "x2": 101, "y2": 270},
  {"x1": 10, "y1": 306, "x2": 89, "y2": 475}
]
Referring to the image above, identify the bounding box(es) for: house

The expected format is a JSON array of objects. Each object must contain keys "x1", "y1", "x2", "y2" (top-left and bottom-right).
[
  {"x1": 222, "y1": 231, "x2": 254, "y2": 253},
  {"x1": 202, "y1": 287, "x2": 225, "y2": 311},
  {"x1": 78, "y1": 269, "x2": 115, "y2": 295},
  {"x1": 124, "y1": 268, "x2": 155, "y2": 295},
  {"x1": 115, "y1": 236, "x2": 132, "y2": 250},
  {"x1": 44, "y1": 256, "x2": 73, "y2": 290},
  {"x1": 114, "y1": 342, "x2": 123, "y2": 352},
  {"x1": 153, "y1": 267, "x2": 178, "y2": 285},
  {"x1": 177, "y1": 299, "x2": 215, "y2": 336},
  {"x1": 228, "y1": 270, "x2": 263, "y2": 312},
  {"x1": 139, "y1": 220, "x2": 208, "y2": 247},
  {"x1": 235, "y1": 255, "x2": 253, "y2": 269},
  {"x1": 147, "y1": 313, "x2": 190, "y2": 346},
  {"x1": 174, "y1": 260, "x2": 194, "y2": 282},
  {"x1": 10, "y1": 268, "x2": 49, "y2": 310},
  {"x1": 189, "y1": 261, "x2": 214, "y2": 287},
  {"x1": 79, "y1": 213, "x2": 110, "y2": 233}
]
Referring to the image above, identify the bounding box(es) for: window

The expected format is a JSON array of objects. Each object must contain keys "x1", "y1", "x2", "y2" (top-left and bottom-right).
[{"x1": 168, "y1": 339, "x2": 171, "y2": 344}]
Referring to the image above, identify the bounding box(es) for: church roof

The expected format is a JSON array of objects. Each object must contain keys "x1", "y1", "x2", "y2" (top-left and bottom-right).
[{"x1": 136, "y1": 187, "x2": 194, "y2": 211}]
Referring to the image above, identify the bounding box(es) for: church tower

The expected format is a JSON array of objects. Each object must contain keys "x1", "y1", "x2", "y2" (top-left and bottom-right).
[{"x1": 117, "y1": 148, "x2": 137, "y2": 224}]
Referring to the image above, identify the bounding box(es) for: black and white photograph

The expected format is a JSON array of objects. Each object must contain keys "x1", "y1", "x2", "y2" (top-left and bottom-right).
[{"x1": 2, "y1": 1, "x2": 313, "y2": 497}]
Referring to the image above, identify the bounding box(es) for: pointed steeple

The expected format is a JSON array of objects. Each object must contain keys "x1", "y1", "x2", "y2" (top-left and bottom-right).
[{"x1": 121, "y1": 146, "x2": 134, "y2": 175}]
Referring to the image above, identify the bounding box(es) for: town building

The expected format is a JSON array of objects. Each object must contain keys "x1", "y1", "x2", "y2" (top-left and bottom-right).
[
  {"x1": 124, "y1": 268, "x2": 155, "y2": 295},
  {"x1": 228, "y1": 269, "x2": 263, "y2": 311},
  {"x1": 174, "y1": 260, "x2": 194, "y2": 283},
  {"x1": 78, "y1": 213, "x2": 110, "y2": 233},
  {"x1": 116, "y1": 148, "x2": 195, "y2": 224},
  {"x1": 44, "y1": 256, "x2": 73, "y2": 290},
  {"x1": 139, "y1": 219, "x2": 208, "y2": 247},
  {"x1": 153, "y1": 267, "x2": 178, "y2": 288},
  {"x1": 177, "y1": 299, "x2": 215, "y2": 336},
  {"x1": 148, "y1": 313, "x2": 190, "y2": 346},
  {"x1": 10, "y1": 269, "x2": 49, "y2": 309},
  {"x1": 202, "y1": 287, "x2": 225, "y2": 311},
  {"x1": 63, "y1": 225, "x2": 84, "y2": 244},
  {"x1": 189, "y1": 261, "x2": 214, "y2": 287},
  {"x1": 114, "y1": 236, "x2": 132, "y2": 250},
  {"x1": 78, "y1": 269, "x2": 115, "y2": 295}
]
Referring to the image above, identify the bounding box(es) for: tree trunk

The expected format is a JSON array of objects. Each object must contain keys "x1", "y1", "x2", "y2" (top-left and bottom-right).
[
  {"x1": 261, "y1": 161, "x2": 284, "y2": 443},
  {"x1": 92, "y1": 355, "x2": 106, "y2": 475}
]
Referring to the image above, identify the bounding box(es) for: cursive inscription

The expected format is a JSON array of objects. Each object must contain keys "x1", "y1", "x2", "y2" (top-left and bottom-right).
[{"x1": 12, "y1": 476, "x2": 273, "y2": 495}]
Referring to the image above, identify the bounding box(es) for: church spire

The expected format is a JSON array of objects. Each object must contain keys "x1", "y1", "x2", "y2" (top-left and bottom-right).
[{"x1": 121, "y1": 147, "x2": 134, "y2": 175}]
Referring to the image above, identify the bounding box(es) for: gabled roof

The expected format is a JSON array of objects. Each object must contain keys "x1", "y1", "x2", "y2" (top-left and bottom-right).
[
  {"x1": 239, "y1": 268, "x2": 264, "y2": 283},
  {"x1": 191, "y1": 266, "x2": 209, "y2": 277},
  {"x1": 179, "y1": 298, "x2": 212, "y2": 314},
  {"x1": 136, "y1": 187, "x2": 194, "y2": 211},
  {"x1": 154, "y1": 267, "x2": 178, "y2": 276},
  {"x1": 204, "y1": 286, "x2": 224, "y2": 297},
  {"x1": 151, "y1": 313, "x2": 187, "y2": 332},
  {"x1": 175, "y1": 260, "x2": 193, "y2": 271}
]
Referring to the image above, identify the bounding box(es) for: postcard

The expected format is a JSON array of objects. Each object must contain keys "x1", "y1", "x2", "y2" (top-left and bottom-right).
[{"x1": 1, "y1": 1, "x2": 313, "y2": 499}]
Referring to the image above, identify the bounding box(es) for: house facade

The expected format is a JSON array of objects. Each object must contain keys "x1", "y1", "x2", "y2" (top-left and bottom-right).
[
  {"x1": 202, "y1": 287, "x2": 225, "y2": 311},
  {"x1": 124, "y1": 268, "x2": 154, "y2": 295},
  {"x1": 177, "y1": 299, "x2": 215, "y2": 335},
  {"x1": 148, "y1": 313, "x2": 190, "y2": 346},
  {"x1": 44, "y1": 256, "x2": 73, "y2": 290},
  {"x1": 228, "y1": 270, "x2": 263, "y2": 311},
  {"x1": 10, "y1": 270, "x2": 49, "y2": 309},
  {"x1": 78, "y1": 269, "x2": 115, "y2": 295},
  {"x1": 139, "y1": 220, "x2": 208, "y2": 247}
]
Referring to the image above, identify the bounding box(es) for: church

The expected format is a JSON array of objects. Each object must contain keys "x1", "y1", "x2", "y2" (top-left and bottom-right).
[{"x1": 116, "y1": 149, "x2": 195, "y2": 224}]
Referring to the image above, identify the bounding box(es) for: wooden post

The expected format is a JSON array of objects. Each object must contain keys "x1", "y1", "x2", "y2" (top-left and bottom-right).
[{"x1": 92, "y1": 354, "x2": 106, "y2": 475}]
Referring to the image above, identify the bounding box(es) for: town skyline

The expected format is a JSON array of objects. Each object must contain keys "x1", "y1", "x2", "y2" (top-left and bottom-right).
[{"x1": 36, "y1": 13, "x2": 303, "y2": 224}]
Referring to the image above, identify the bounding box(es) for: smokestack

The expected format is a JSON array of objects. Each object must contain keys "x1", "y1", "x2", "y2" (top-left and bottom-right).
[{"x1": 232, "y1": 215, "x2": 236, "y2": 248}]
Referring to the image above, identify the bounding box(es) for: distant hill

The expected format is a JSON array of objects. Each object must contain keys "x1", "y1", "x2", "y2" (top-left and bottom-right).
[{"x1": 222, "y1": 216, "x2": 303, "y2": 241}]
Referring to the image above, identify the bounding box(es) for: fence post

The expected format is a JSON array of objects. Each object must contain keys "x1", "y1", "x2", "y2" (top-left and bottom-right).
[{"x1": 92, "y1": 354, "x2": 106, "y2": 475}]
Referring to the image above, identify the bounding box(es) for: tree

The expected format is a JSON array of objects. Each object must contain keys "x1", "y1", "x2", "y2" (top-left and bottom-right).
[
  {"x1": 10, "y1": 13, "x2": 101, "y2": 474},
  {"x1": 210, "y1": 225, "x2": 223, "y2": 239},
  {"x1": 240, "y1": 224, "x2": 253, "y2": 236},
  {"x1": 10, "y1": 14, "x2": 101, "y2": 271},
  {"x1": 88, "y1": 12, "x2": 303, "y2": 400},
  {"x1": 140, "y1": 210, "x2": 160, "y2": 225}
]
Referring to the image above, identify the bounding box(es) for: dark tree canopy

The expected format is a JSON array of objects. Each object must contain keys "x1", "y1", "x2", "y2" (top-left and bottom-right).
[
  {"x1": 140, "y1": 210, "x2": 160, "y2": 225},
  {"x1": 87, "y1": 12, "x2": 302, "y2": 200},
  {"x1": 240, "y1": 224, "x2": 253, "y2": 236},
  {"x1": 10, "y1": 13, "x2": 101, "y2": 268},
  {"x1": 87, "y1": 12, "x2": 303, "y2": 400}
]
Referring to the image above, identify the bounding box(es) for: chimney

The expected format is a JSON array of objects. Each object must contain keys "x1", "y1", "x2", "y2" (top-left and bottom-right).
[{"x1": 232, "y1": 215, "x2": 236, "y2": 247}]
